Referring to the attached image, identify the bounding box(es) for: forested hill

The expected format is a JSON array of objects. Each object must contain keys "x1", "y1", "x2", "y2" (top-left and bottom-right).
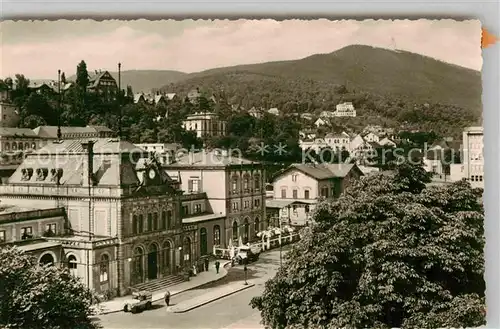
[{"x1": 159, "y1": 44, "x2": 482, "y2": 114}]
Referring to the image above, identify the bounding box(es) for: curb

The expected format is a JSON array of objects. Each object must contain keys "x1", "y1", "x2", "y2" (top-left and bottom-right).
[
  {"x1": 169, "y1": 283, "x2": 255, "y2": 313},
  {"x1": 97, "y1": 261, "x2": 231, "y2": 315}
]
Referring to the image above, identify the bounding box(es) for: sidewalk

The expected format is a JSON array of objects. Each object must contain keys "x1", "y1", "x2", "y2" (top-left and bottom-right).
[
  {"x1": 168, "y1": 281, "x2": 255, "y2": 313},
  {"x1": 95, "y1": 260, "x2": 230, "y2": 315}
]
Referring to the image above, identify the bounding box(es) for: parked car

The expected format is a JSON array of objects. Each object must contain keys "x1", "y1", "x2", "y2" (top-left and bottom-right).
[
  {"x1": 234, "y1": 245, "x2": 260, "y2": 265},
  {"x1": 123, "y1": 290, "x2": 152, "y2": 313}
]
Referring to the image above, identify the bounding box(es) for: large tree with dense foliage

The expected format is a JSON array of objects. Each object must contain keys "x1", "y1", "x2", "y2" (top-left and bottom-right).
[
  {"x1": 0, "y1": 247, "x2": 99, "y2": 329},
  {"x1": 251, "y1": 164, "x2": 485, "y2": 329}
]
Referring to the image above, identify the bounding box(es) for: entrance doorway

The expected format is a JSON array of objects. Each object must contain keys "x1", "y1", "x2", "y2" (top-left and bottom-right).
[
  {"x1": 147, "y1": 243, "x2": 158, "y2": 280},
  {"x1": 200, "y1": 228, "x2": 208, "y2": 256}
]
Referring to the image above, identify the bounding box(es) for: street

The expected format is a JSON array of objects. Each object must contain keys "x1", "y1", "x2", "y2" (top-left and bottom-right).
[{"x1": 96, "y1": 246, "x2": 290, "y2": 329}]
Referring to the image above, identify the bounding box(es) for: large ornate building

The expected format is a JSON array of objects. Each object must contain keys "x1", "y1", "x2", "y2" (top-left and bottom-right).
[{"x1": 0, "y1": 138, "x2": 189, "y2": 297}]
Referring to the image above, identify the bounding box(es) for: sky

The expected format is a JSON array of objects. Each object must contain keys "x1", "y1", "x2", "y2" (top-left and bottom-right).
[{"x1": 0, "y1": 19, "x2": 482, "y2": 80}]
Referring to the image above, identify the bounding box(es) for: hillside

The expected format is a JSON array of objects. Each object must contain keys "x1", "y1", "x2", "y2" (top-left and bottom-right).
[
  {"x1": 70, "y1": 69, "x2": 187, "y2": 94},
  {"x1": 160, "y1": 45, "x2": 482, "y2": 112}
]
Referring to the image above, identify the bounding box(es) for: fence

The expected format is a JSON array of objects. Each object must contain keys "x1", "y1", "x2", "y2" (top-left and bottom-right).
[{"x1": 213, "y1": 233, "x2": 301, "y2": 259}]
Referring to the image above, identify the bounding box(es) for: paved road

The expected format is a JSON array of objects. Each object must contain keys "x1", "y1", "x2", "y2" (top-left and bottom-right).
[{"x1": 96, "y1": 246, "x2": 291, "y2": 329}]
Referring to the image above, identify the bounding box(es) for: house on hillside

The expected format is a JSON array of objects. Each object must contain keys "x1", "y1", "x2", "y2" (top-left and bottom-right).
[
  {"x1": 154, "y1": 94, "x2": 168, "y2": 107},
  {"x1": 182, "y1": 113, "x2": 227, "y2": 138},
  {"x1": 187, "y1": 88, "x2": 202, "y2": 103},
  {"x1": 314, "y1": 118, "x2": 329, "y2": 128},
  {"x1": 363, "y1": 132, "x2": 380, "y2": 143},
  {"x1": 349, "y1": 134, "x2": 365, "y2": 151},
  {"x1": 268, "y1": 108, "x2": 279, "y2": 116},
  {"x1": 248, "y1": 107, "x2": 263, "y2": 119},
  {"x1": 325, "y1": 132, "x2": 351, "y2": 151},
  {"x1": 300, "y1": 113, "x2": 313, "y2": 121},
  {"x1": 379, "y1": 137, "x2": 397, "y2": 147},
  {"x1": 269, "y1": 163, "x2": 363, "y2": 226},
  {"x1": 134, "y1": 93, "x2": 147, "y2": 105},
  {"x1": 320, "y1": 111, "x2": 335, "y2": 118},
  {"x1": 333, "y1": 102, "x2": 356, "y2": 117},
  {"x1": 87, "y1": 70, "x2": 118, "y2": 100},
  {"x1": 165, "y1": 93, "x2": 178, "y2": 101}
]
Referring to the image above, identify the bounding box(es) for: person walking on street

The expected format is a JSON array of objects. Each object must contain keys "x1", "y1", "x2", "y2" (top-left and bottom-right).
[
  {"x1": 164, "y1": 290, "x2": 171, "y2": 306},
  {"x1": 215, "y1": 260, "x2": 220, "y2": 274},
  {"x1": 204, "y1": 257, "x2": 209, "y2": 271}
]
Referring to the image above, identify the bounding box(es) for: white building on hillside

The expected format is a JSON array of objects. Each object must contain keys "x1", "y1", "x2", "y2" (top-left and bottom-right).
[
  {"x1": 182, "y1": 113, "x2": 227, "y2": 138},
  {"x1": 333, "y1": 102, "x2": 356, "y2": 117},
  {"x1": 462, "y1": 126, "x2": 483, "y2": 188}
]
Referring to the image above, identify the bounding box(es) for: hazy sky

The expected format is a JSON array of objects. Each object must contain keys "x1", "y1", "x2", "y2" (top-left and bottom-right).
[{"x1": 0, "y1": 19, "x2": 482, "y2": 79}]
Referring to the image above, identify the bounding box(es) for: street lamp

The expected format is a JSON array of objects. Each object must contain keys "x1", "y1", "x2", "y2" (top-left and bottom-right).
[
  {"x1": 278, "y1": 215, "x2": 283, "y2": 267},
  {"x1": 243, "y1": 261, "x2": 248, "y2": 285}
]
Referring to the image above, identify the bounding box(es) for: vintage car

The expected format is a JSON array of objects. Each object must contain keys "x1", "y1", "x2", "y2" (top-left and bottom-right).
[
  {"x1": 234, "y1": 245, "x2": 260, "y2": 265},
  {"x1": 123, "y1": 290, "x2": 153, "y2": 313}
]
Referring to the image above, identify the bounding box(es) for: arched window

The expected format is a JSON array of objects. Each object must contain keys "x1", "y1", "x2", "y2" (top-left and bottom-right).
[
  {"x1": 39, "y1": 253, "x2": 54, "y2": 266},
  {"x1": 183, "y1": 237, "x2": 192, "y2": 262},
  {"x1": 11, "y1": 143, "x2": 17, "y2": 151},
  {"x1": 232, "y1": 221, "x2": 238, "y2": 241},
  {"x1": 167, "y1": 210, "x2": 172, "y2": 229},
  {"x1": 100, "y1": 254, "x2": 109, "y2": 283},
  {"x1": 18, "y1": 143, "x2": 23, "y2": 150},
  {"x1": 231, "y1": 175, "x2": 239, "y2": 194},
  {"x1": 243, "y1": 218, "x2": 249, "y2": 244},
  {"x1": 31, "y1": 142, "x2": 36, "y2": 150},
  {"x1": 161, "y1": 211, "x2": 167, "y2": 230},
  {"x1": 200, "y1": 228, "x2": 208, "y2": 256},
  {"x1": 133, "y1": 247, "x2": 144, "y2": 284},
  {"x1": 147, "y1": 214, "x2": 153, "y2": 231},
  {"x1": 67, "y1": 255, "x2": 77, "y2": 275},
  {"x1": 254, "y1": 217, "x2": 260, "y2": 234},
  {"x1": 213, "y1": 225, "x2": 221, "y2": 246},
  {"x1": 153, "y1": 212, "x2": 158, "y2": 231},
  {"x1": 254, "y1": 174, "x2": 261, "y2": 191},
  {"x1": 24, "y1": 142, "x2": 30, "y2": 150},
  {"x1": 243, "y1": 174, "x2": 250, "y2": 192},
  {"x1": 162, "y1": 241, "x2": 172, "y2": 274},
  {"x1": 4, "y1": 143, "x2": 10, "y2": 151},
  {"x1": 138, "y1": 215, "x2": 144, "y2": 233},
  {"x1": 132, "y1": 215, "x2": 138, "y2": 234}
]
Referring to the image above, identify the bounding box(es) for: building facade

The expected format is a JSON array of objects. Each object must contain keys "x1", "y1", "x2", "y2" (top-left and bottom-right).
[
  {"x1": 270, "y1": 163, "x2": 363, "y2": 226},
  {"x1": 333, "y1": 102, "x2": 356, "y2": 117},
  {"x1": 164, "y1": 150, "x2": 267, "y2": 247},
  {"x1": 462, "y1": 126, "x2": 484, "y2": 188},
  {"x1": 182, "y1": 113, "x2": 227, "y2": 138},
  {"x1": 0, "y1": 138, "x2": 190, "y2": 297}
]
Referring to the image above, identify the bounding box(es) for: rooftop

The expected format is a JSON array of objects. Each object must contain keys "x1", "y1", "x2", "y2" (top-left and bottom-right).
[
  {"x1": 275, "y1": 163, "x2": 362, "y2": 181},
  {"x1": 0, "y1": 127, "x2": 38, "y2": 138},
  {"x1": 167, "y1": 150, "x2": 258, "y2": 168},
  {"x1": 182, "y1": 213, "x2": 225, "y2": 224},
  {"x1": 32, "y1": 125, "x2": 115, "y2": 139}
]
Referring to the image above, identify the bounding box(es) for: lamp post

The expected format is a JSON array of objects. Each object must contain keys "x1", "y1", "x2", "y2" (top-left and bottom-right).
[
  {"x1": 279, "y1": 214, "x2": 282, "y2": 267},
  {"x1": 243, "y1": 261, "x2": 248, "y2": 285}
]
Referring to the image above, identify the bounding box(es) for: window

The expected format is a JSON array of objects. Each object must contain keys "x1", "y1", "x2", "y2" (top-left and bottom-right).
[
  {"x1": 243, "y1": 175, "x2": 250, "y2": 191},
  {"x1": 2, "y1": 115, "x2": 5, "y2": 120},
  {"x1": 321, "y1": 187, "x2": 329, "y2": 198},
  {"x1": 138, "y1": 215, "x2": 144, "y2": 233},
  {"x1": 161, "y1": 211, "x2": 167, "y2": 230},
  {"x1": 232, "y1": 202, "x2": 239, "y2": 211},
  {"x1": 0, "y1": 230, "x2": 5, "y2": 242},
  {"x1": 21, "y1": 227, "x2": 33, "y2": 240},
  {"x1": 305, "y1": 205, "x2": 310, "y2": 213},
  {"x1": 293, "y1": 189, "x2": 298, "y2": 199},
  {"x1": 153, "y1": 212, "x2": 158, "y2": 230},
  {"x1": 232, "y1": 221, "x2": 238, "y2": 240},
  {"x1": 213, "y1": 225, "x2": 221, "y2": 246},
  {"x1": 182, "y1": 205, "x2": 189, "y2": 216},
  {"x1": 12, "y1": 143, "x2": 17, "y2": 151},
  {"x1": 254, "y1": 175, "x2": 261, "y2": 191},
  {"x1": 292, "y1": 174, "x2": 298, "y2": 182},
  {"x1": 244, "y1": 201, "x2": 250, "y2": 209},
  {"x1": 44, "y1": 223, "x2": 56, "y2": 236},
  {"x1": 254, "y1": 217, "x2": 260, "y2": 234},
  {"x1": 254, "y1": 199, "x2": 260, "y2": 208},
  {"x1": 147, "y1": 214, "x2": 153, "y2": 231},
  {"x1": 99, "y1": 254, "x2": 109, "y2": 283},
  {"x1": 231, "y1": 176, "x2": 239, "y2": 194},
  {"x1": 304, "y1": 190, "x2": 310, "y2": 199},
  {"x1": 167, "y1": 210, "x2": 172, "y2": 229},
  {"x1": 132, "y1": 215, "x2": 138, "y2": 234},
  {"x1": 4, "y1": 143, "x2": 10, "y2": 151},
  {"x1": 68, "y1": 255, "x2": 77, "y2": 275},
  {"x1": 194, "y1": 204, "x2": 202, "y2": 213},
  {"x1": 281, "y1": 189, "x2": 287, "y2": 199},
  {"x1": 479, "y1": 175, "x2": 483, "y2": 182},
  {"x1": 188, "y1": 179, "x2": 200, "y2": 193}
]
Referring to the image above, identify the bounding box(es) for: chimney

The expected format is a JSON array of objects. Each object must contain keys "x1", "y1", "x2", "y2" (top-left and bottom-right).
[{"x1": 81, "y1": 141, "x2": 95, "y2": 186}]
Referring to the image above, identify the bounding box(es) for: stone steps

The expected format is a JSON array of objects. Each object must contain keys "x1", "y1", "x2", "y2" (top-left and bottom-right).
[{"x1": 132, "y1": 275, "x2": 185, "y2": 293}]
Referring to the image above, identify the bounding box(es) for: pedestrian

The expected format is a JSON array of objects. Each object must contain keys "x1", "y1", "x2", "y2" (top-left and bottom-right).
[
  {"x1": 215, "y1": 260, "x2": 220, "y2": 274},
  {"x1": 164, "y1": 290, "x2": 171, "y2": 306},
  {"x1": 204, "y1": 257, "x2": 209, "y2": 272}
]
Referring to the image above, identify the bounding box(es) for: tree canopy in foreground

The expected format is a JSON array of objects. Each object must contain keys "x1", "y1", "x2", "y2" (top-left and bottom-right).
[
  {"x1": 0, "y1": 246, "x2": 99, "y2": 329},
  {"x1": 251, "y1": 164, "x2": 485, "y2": 329}
]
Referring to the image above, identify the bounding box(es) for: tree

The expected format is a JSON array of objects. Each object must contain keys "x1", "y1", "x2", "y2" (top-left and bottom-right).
[
  {"x1": 61, "y1": 72, "x2": 67, "y2": 84},
  {"x1": 76, "y1": 60, "x2": 89, "y2": 91},
  {"x1": 0, "y1": 247, "x2": 98, "y2": 329},
  {"x1": 251, "y1": 164, "x2": 485, "y2": 329}
]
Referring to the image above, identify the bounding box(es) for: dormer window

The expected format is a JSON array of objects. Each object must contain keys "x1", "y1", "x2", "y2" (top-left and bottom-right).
[
  {"x1": 21, "y1": 168, "x2": 33, "y2": 181},
  {"x1": 36, "y1": 168, "x2": 48, "y2": 181}
]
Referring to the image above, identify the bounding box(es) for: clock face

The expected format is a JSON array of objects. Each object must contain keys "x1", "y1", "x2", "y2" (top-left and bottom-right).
[{"x1": 148, "y1": 169, "x2": 156, "y2": 179}]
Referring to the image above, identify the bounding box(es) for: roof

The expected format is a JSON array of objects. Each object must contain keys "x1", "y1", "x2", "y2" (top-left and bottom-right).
[
  {"x1": 134, "y1": 93, "x2": 145, "y2": 103},
  {"x1": 325, "y1": 133, "x2": 348, "y2": 139},
  {"x1": 184, "y1": 113, "x2": 220, "y2": 120},
  {"x1": 275, "y1": 163, "x2": 361, "y2": 181},
  {"x1": 167, "y1": 150, "x2": 258, "y2": 167},
  {"x1": 154, "y1": 95, "x2": 165, "y2": 104},
  {"x1": 463, "y1": 126, "x2": 483, "y2": 133},
  {"x1": 182, "y1": 213, "x2": 225, "y2": 224},
  {"x1": 430, "y1": 139, "x2": 462, "y2": 151},
  {"x1": 0, "y1": 127, "x2": 38, "y2": 138},
  {"x1": 37, "y1": 138, "x2": 147, "y2": 155},
  {"x1": 165, "y1": 93, "x2": 177, "y2": 100},
  {"x1": 17, "y1": 241, "x2": 62, "y2": 252},
  {"x1": 32, "y1": 126, "x2": 114, "y2": 139}
]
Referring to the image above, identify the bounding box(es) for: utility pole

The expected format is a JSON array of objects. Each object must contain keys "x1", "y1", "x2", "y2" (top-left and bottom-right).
[
  {"x1": 118, "y1": 62, "x2": 122, "y2": 139},
  {"x1": 57, "y1": 69, "x2": 62, "y2": 140}
]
